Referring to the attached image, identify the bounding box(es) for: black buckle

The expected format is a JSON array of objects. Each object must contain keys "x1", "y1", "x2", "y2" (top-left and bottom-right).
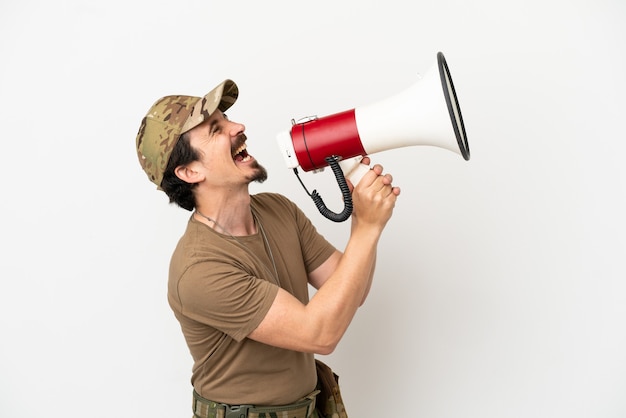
[{"x1": 222, "y1": 403, "x2": 253, "y2": 418}]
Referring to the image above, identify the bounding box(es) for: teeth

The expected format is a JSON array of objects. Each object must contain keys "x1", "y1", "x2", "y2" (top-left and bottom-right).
[{"x1": 233, "y1": 144, "x2": 247, "y2": 156}]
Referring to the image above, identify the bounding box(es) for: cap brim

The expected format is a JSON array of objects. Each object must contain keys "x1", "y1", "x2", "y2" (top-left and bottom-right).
[{"x1": 180, "y1": 79, "x2": 239, "y2": 133}]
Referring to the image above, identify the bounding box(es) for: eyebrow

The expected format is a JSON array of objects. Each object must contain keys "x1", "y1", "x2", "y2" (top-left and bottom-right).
[{"x1": 208, "y1": 112, "x2": 228, "y2": 132}]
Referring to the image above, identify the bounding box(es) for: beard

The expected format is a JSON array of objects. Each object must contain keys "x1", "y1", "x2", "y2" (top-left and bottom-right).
[{"x1": 248, "y1": 160, "x2": 268, "y2": 183}]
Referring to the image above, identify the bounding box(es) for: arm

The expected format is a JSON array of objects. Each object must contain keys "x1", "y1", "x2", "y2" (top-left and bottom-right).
[
  {"x1": 248, "y1": 162, "x2": 400, "y2": 354},
  {"x1": 309, "y1": 245, "x2": 376, "y2": 306}
]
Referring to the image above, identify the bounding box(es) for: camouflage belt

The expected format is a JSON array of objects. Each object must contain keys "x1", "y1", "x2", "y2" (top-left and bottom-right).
[{"x1": 192, "y1": 389, "x2": 320, "y2": 418}]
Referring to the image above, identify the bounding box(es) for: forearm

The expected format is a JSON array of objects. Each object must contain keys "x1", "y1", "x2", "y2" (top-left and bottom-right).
[
  {"x1": 360, "y1": 252, "x2": 376, "y2": 305},
  {"x1": 305, "y1": 226, "x2": 381, "y2": 351},
  {"x1": 349, "y1": 214, "x2": 378, "y2": 306}
]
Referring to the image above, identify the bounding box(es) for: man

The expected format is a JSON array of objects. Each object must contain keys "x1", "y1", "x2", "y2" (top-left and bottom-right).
[{"x1": 136, "y1": 79, "x2": 400, "y2": 418}]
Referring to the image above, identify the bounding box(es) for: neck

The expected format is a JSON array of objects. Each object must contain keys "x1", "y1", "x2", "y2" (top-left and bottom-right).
[{"x1": 194, "y1": 195, "x2": 256, "y2": 236}]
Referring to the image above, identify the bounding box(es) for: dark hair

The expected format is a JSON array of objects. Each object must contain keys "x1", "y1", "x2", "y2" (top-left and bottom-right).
[{"x1": 160, "y1": 132, "x2": 199, "y2": 211}]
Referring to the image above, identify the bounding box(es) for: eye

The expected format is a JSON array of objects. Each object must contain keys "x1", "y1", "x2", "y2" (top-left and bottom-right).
[
  {"x1": 208, "y1": 112, "x2": 228, "y2": 135},
  {"x1": 208, "y1": 121, "x2": 220, "y2": 135}
]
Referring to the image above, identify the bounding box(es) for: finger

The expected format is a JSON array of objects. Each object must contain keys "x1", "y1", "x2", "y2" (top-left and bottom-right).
[
  {"x1": 370, "y1": 164, "x2": 384, "y2": 175},
  {"x1": 355, "y1": 164, "x2": 383, "y2": 188},
  {"x1": 372, "y1": 173, "x2": 394, "y2": 192},
  {"x1": 381, "y1": 173, "x2": 393, "y2": 185},
  {"x1": 370, "y1": 177, "x2": 400, "y2": 200}
]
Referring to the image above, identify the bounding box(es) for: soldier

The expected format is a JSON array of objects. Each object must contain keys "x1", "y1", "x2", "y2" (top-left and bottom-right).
[{"x1": 135, "y1": 79, "x2": 400, "y2": 418}]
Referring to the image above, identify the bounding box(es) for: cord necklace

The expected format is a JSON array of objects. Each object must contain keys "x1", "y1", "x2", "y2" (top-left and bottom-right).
[{"x1": 194, "y1": 207, "x2": 281, "y2": 287}]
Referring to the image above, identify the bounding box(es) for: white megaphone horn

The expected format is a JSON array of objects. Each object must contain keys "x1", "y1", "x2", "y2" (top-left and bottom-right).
[{"x1": 276, "y1": 51, "x2": 470, "y2": 222}]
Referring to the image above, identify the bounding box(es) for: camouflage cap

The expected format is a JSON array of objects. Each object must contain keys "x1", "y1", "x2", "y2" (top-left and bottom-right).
[{"x1": 135, "y1": 79, "x2": 239, "y2": 188}]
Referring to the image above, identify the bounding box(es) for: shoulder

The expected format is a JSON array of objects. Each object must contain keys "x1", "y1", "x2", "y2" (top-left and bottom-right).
[
  {"x1": 252, "y1": 192, "x2": 299, "y2": 214},
  {"x1": 251, "y1": 193, "x2": 314, "y2": 234},
  {"x1": 252, "y1": 192, "x2": 294, "y2": 205}
]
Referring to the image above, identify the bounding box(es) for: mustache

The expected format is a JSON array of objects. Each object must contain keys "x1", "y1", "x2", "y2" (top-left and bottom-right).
[{"x1": 232, "y1": 133, "x2": 247, "y2": 153}]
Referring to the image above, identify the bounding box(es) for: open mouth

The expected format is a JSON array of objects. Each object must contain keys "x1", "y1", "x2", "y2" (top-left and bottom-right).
[{"x1": 232, "y1": 143, "x2": 251, "y2": 162}]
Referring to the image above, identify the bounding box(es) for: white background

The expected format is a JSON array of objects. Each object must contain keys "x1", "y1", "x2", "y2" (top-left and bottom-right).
[{"x1": 1, "y1": 1, "x2": 625, "y2": 417}]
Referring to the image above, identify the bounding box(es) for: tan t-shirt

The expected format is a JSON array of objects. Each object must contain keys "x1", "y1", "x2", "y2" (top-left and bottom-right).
[{"x1": 168, "y1": 193, "x2": 337, "y2": 405}]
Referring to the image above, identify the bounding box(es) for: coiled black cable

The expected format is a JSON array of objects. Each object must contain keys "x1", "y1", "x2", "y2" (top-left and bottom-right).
[{"x1": 293, "y1": 155, "x2": 353, "y2": 222}]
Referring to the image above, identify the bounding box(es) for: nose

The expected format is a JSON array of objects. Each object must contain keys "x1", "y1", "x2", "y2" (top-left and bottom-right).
[{"x1": 229, "y1": 120, "x2": 245, "y2": 137}]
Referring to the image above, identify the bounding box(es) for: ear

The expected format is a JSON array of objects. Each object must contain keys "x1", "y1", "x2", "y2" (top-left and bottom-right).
[{"x1": 174, "y1": 162, "x2": 205, "y2": 184}]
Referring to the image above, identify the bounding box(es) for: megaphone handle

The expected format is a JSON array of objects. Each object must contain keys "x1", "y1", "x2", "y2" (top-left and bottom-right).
[
  {"x1": 337, "y1": 155, "x2": 370, "y2": 185},
  {"x1": 310, "y1": 156, "x2": 353, "y2": 222},
  {"x1": 345, "y1": 162, "x2": 371, "y2": 185}
]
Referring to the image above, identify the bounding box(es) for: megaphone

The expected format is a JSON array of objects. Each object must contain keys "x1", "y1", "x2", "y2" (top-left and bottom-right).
[{"x1": 276, "y1": 51, "x2": 470, "y2": 222}]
